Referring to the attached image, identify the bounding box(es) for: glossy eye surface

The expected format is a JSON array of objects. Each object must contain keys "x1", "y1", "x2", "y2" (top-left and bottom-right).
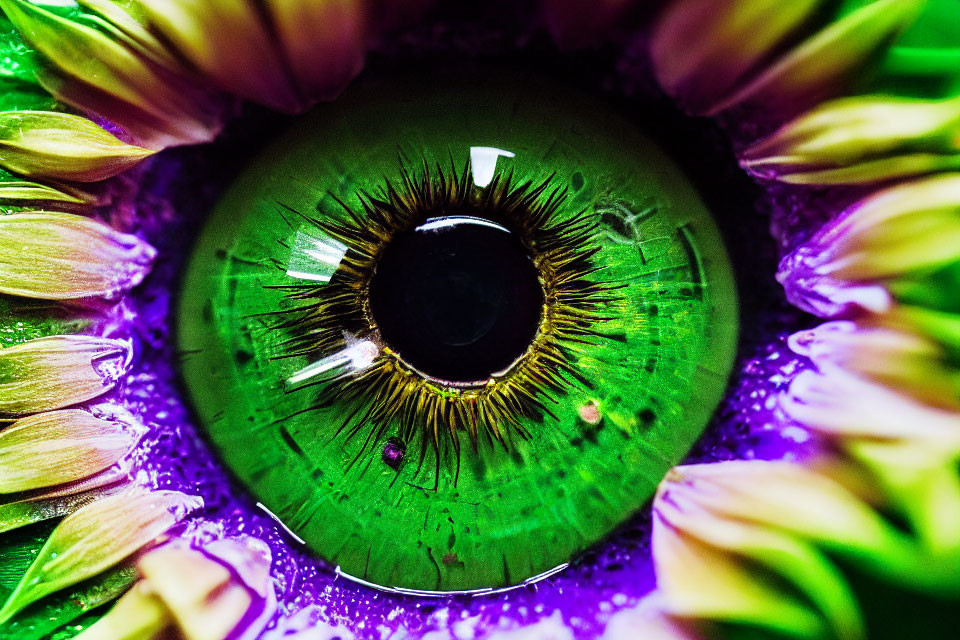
[
  {"x1": 367, "y1": 215, "x2": 544, "y2": 383},
  {"x1": 3, "y1": 0, "x2": 959, "y2": 637},
  {"x1": 178, "y1": 70, "x2": 738, "y2": 592}
]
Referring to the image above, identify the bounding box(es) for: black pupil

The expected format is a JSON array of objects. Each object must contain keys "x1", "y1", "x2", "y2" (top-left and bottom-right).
[{"x1": 368, "y1": 216, "x2": 544, "y2": 383}]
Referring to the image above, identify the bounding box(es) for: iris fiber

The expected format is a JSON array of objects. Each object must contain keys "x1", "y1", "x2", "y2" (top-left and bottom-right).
[
  {"x1": 178, "y1": 70, "x2": 739, "y2": 592},
  {"x1": 271, "y1": 160, "x2": 620, "y2": 463},
  {"x1": 0, "y1": 0, "x2": 958, "y2": 635}
]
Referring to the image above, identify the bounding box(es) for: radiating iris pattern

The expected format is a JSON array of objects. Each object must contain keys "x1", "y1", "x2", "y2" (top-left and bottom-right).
[
  {"x1": 0, "y1": 1, "x2": 958, "y2": 640},
  {"x1": 176, "y1": 72, "x2": 737, "y2": 593}
]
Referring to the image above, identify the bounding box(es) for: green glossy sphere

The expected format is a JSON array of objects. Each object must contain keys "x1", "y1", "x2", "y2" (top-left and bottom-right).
[{"x1": 178, "y1": 70, "x2": 738, "y2": 592}]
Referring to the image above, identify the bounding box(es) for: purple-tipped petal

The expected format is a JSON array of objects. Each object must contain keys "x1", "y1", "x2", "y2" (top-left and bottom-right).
[
  {"x1": 0, "y1": 211, "x2": 156, "y2": 300},
  {"x1": 778, "y1": 175, "x2": 960, "y2": 317},
  {"x1": 741, "y1": 95, "x2": 960, "y2": 185},
  {"x1": 0, "y1": 0, "x2": 226, "y2": 149},
  {"x1": 0, "y1": 335, "x2": 133, "y2": 415}
]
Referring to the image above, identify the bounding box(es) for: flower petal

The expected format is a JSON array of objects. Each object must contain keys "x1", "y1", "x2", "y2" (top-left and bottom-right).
[
  {"x1": 142, "y1": 545, "x2": 249, "y2": 640},
  {"x1": 652, "y1": 0, "x2": 925, "y2": 116},
  {"x1": 0, "y1": 335, "x2": 132, "y2": 416},
  {"x1": 0, "y1": 211, "x2": 156, "y2": 300},
  {"x1": 0, "y1": 180, "x2": 99, "y2": 207},
  {"x1": 0, "y1": 111, "x2": 155, "y2": 182},
  {"x1": 0, "y1": 489, "x2": 202, "y2": 624},
  {"x1": 0, "y1": 0, "x2": 225, "y2": 148},
  {"x1": 659, "y1": 461, "x2": 909, "y2": 558},
  {"x1": 741, "y1": 95, "x2": 960, "y2": 185},
  {"x1": 0, "y1": 464, "x2": 130, "y2": 534},
  {"x1": 149, "y1": 543, "x2": 271, "y2": 640},
  {"x1": 75, "y1": 0, "x2": 191, "y2": 73},
  {"x1": 651, "y1": 0, "x2": 826, "y2": 115},
  {"x1": 264, "y1": 0, "x2": 368, "y2": 103},
  {"x1": 890, "y1": 304, "x2": 960, "y2": 352},
  {"x1": 134, "y1": 0, "x2": 305, "y2": 113},
  {"x1": 778, "y1": 175, "x2": 960, "y2": 317},
  {"x1": 762, "y1": 153, "x2": 960, "y2": 186},
  {"x1": 656, "y1": 494, "x2": 864, "y2": 640},
  {"x1": 68, "y1": 581, "x2": 170, "y2": 640},
  {"x1": 784, "y1": 367, "x2": 960, "y2": 444},
  {"x1": 0, "y1": 409, "x2": 137, "y2": 493},
  {"x1": 850, "y1": 439, "x2": 960, "y2": 557},
  {"x1": 652, "y1": 511, "x2": 825, "y2": 638},
  {"x1": 788, "y1": 319, "x2": 960, "y2": 411},
  {"x1": 75, "y1": 538, "x2": 274, "y2": 640},
  {"x1": 710, "y1": 0, "x2": 925, "y2": 115}
]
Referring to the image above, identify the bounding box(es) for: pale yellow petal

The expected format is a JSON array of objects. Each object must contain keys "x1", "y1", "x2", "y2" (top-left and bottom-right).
[
  {"x1": 824, "y1": 175, "x2": 960, "y2": 280},
  {"x1": 651, "y1": 0, "x2": 825, "y2": 114},
  {"x1": 0, "y1": 111, "x2": 155, "y2": 182},
  {"x1": 77, "y1": 539, "x2": 274, "y2": 640},
  {"x1": 775, "y1": 153, "x2": 960, "y2": 185},
  {"x1": 652, "y1": 513, "x2": 824, "y2": 638},
  {"x1": 0, "y1": 335, "x2": 131, "y2": 415},
  {"x1": 660, "y1": 461, "x2": 907, "y2": 556},
  {"x1": 657, "y1": 496, "x2": 864, "y2": 640},
  {"x1": 0, "y1": 211, "x2": 156, "y2": 300},
  {"x1": 0, "y1": 489, "x2": 202, "y2": 624},
  {"x1": 741, "y1": 95, "x2": 960, "y2": 184},
  {"x1": 850, "y1": 441, "x2": 960, "y2": 557},
  {"x1": 788, "y1": 319, "x2": 960, "y2": 411},
  {"x1": 0, "y1": 409, "x2": 136, "y2": 493},
  {"x1": 709, "y1": 0, "x2": 924, "y2": 115},
  {"x1": 139, "y1": 545, "x2": 251, "y2": 640},
  {"x1": 0, "y1": 0, "x2": 224, "y2": 148},
  {"x1": 0, "y1": 466, "x2": 130, "y2": 534},
  {"x1": 77, "y1": 0, "x2": 189, "y2": 73},
  {"x1": 71, "y1": 581, "x2": 171, "y2": 640},
  {"x1": 0, "y1": 180, "x2": 99, "y2": 207},
  {"x1": 784, "y1": 367, "x2": 960, "y2": 443}
]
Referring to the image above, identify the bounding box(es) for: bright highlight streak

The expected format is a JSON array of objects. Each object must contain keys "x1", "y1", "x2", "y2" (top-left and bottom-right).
[
  {"x1": 416, "y1": 216, "x2": 508, "y2": 233},
  {"x1": 470, "y1": 146, "x2": 515, "y2": 188},
  {"x1": 286, "y1": 338, "x2": 379, "y2": 387},
  {"x1": 256, "y1": 502, "x2": 306, "y2": 545},
  {"x1": 286, "y1": 228, "x2": 348, "y2": 283}
]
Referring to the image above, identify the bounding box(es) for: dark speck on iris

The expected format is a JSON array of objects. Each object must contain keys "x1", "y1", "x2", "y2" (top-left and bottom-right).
[{"x1": 382, "y1": 437, "x2": 406, "y2": 469}]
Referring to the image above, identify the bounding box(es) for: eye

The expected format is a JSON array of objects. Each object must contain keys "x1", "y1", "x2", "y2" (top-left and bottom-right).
[
  {"x1": 176, "y1": 72, "x2": 738, "y2": 592},
  {"x1": 0, "y1": 1, "x2": 958, "y2": 639}
]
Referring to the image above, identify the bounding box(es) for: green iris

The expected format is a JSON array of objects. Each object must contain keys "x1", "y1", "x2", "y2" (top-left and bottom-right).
[{"x1": 178, "y1": 70, "x2": 738, "y2": 592}]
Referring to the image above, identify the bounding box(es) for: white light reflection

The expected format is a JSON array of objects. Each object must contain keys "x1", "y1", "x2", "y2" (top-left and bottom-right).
[
  {"x1": 285, "y1": 227, "x2": 348, "y2": 283},
  {"x1": 416, "y1": 216, "x2": 509, "y2": 233},
  {"x1": 335, "y1": 562, "x2": 570, "y2": 598},
  {"x1": 256, "y1": 502, "x2": 306, "y2": 545},
  {"x1": 286, "y1": 335, "x2": 379, "y2": 388},
  {"x1": 470, "y1": 146, "x2": 515, "y2": 188}
]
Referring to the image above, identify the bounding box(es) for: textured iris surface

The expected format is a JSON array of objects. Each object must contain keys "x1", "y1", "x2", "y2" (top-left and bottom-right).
[
  {"x1": 177, "y1": 72, "x2": 738, "y2": 592},
  {"x1": 0, "y1": 5, "x2": 823, "y2": 637}
]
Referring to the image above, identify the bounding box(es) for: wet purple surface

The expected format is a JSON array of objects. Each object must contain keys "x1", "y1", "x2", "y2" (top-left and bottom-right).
[{"x1": 87, "y1": 24, "x2": 838, "y2": 640}]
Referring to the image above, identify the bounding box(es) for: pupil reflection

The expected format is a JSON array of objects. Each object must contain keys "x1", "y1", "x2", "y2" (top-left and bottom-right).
[
  {"x1": 176, "y1": 69, "x2": 739, "y2": 593},
  {"x1": 3, "y1": 0, "x2": 954, "y2": 634},
  {"x1": 368, "y1": 215, "x2": 543, "y2": 383}
]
